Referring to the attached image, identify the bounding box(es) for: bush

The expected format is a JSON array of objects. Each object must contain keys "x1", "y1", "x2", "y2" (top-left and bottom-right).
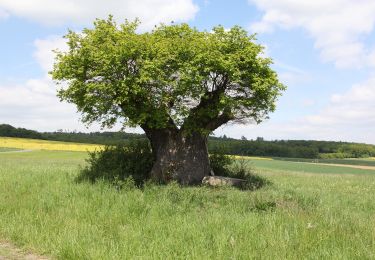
[
  {"x1": 318, "y1": 152, "x2": 351, "y2": 159},
  {"x1": 76, "y1": 140, "x2": 154, "y2": 187},
  {"x1": 209, "y1": 150, "x2": 271, "y2": 190},
  {"x1": 209, "y1": 146, "x2": 234, "y2": 176}
]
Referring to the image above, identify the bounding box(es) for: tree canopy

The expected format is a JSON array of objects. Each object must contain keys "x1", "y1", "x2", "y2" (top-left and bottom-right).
[{"x1": 52, "y1": 17, "x2": 285, "y2": 135}]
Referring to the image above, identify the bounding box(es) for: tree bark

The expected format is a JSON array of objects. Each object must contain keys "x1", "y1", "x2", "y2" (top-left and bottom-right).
[{"x1": 144, "y1": 128, "x2": 211, "y2": 185}]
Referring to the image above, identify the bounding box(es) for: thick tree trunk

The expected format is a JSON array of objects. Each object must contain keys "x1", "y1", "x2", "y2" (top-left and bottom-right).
[{"x1": 144, "y1": 129, "x2": 211, "y2": 185}]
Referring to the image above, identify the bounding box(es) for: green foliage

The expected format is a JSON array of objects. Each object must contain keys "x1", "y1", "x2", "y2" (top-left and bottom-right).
[
  {"x1": 77, "y1": 140, "x2": 153, "y2": 187},
  {"x1": 209, "y1": 148, "x2": 270, "y2": 190},
  {"x1": 338, "y1": 144, "x2": 375, "y2": 158},
  {"x1": 209, "y1": 146, "x2": 234, "y2": 176},
  {"x1": 209, "y1": 137, "x2": 375, "y2": 159},
  {"x1": 42, "y1": 131, "x2": 144, "y2": 145},
  {"x1": 0, "y1": 124, "x2": 43, "y2": 139},
  {"x1": 318, "y1": 152, "x2": 352, "y2": 159},
  {"x1": 52, "y1": 17, "x2": 285, "y2": 134}
]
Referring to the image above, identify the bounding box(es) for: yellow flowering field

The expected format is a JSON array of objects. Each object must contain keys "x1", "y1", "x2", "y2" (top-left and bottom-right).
[
  {"x1": 232, "y1": 155, "x2": 273, "y2": 160},
  {"x1": 0, "y1": 137, "x2": 103, "y2": 152}
]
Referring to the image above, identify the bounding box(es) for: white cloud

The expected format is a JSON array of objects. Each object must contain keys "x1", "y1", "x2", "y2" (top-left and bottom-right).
[
  {"x1": 249, "y1": 0, "x2": 375, "y2": 68},
  {"x1": 0, "y1": 8, "x2": 8, "y2": 19},
  {"x1": 274, "y1": 61, "x2": 311, "y2": 86},
  {"x1": 33, "y1": 36, "x2": 67, "y2": 72},
  {"x1": 306, "y1": 77, "x2": 375, "y2": 125},
  {"x1": 301, "y1": 99, "x2": 315, "y2": 107},
  {"x1": 217, "y1": 77, "x2": 375, "y2": 144},
  {"x1": 0, "y1": 0, "x2": 199, "y2": 30},
  {"x1": 0, "y1": 34, "x2": 147, "y2": 132},
  {"x1": 0, "y1": 36, "x2": 114, "y2": 132},
  {"x1": 0, "y1": 76, "x2": 82, "y2": 131}
]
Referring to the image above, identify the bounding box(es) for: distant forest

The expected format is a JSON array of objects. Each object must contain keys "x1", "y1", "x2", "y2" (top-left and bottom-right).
[{"x1": 1, "y1": 124, "x2": 375, "y2": 159}]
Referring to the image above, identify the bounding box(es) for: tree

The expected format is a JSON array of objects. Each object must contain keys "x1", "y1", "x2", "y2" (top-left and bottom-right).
[{"x1": 52, "y1": 17, "x2": 285, "y2": 184}]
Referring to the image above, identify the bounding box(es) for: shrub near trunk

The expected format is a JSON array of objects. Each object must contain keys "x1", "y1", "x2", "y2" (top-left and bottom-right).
[{"x1": 77, "y1": 140, "x2": 154, "y2": 187}]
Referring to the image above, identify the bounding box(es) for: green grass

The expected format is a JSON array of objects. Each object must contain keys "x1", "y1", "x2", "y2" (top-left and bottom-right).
[
  {"x1": 272, "y1": 157, "x2": 375, "y2": 167},
  {"x1": 249, "y1": 158, "x2": 375, "y2": 174},
  {"x1": 0, "y1": 151, "x2": 375, "y2": 259},
  {"x1": 0, "y1": 147, "x2": 20, "y2": 152}
]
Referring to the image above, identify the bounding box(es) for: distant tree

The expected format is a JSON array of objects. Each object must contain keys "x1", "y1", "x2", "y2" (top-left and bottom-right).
[
  {"x1": 241, "y1": 136, "x2": 247, "y2": 141},
  {"x1": 52, "y1": 17, "x2": 285, "y2": 184}
]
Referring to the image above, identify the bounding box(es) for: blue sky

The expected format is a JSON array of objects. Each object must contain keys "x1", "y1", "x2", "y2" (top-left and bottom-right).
[{"x1": 1, "y1": 0, "x2": 375, "y2": 143}]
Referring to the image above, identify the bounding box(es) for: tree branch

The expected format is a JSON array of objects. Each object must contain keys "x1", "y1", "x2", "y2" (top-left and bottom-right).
[
  {"x1": 181, "y1": 73, "x2": 230, "y2": 132},
  {"x1": 205, "y1": 108, "x2": 234, "y2": 131}
]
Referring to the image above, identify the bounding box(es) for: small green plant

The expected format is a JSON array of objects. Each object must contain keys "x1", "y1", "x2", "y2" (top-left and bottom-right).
[
  {"x1": 76, "y1": 140, "x2": 154, "y2": 187},
  {"x1": 209, "y1": 146, "x2": 234, "y2": 176}
]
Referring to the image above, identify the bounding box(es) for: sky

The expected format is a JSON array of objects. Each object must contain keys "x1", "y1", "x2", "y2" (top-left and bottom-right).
[{"x1": 0, "y1": 0, "x2": 375, "y2": 143}]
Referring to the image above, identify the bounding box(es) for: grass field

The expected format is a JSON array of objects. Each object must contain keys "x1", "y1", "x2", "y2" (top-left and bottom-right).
[
  {"x1": 1, "y1": 144, "x2": 375, "y2": 259},
  {"x1": 248, "y1": 158, "x2": 375, "y2": 175},
  {"x1": 0, "y1": 147, "x2": 20, "y2": 152},
  {"x1": 272, "y1": 157, "x2": 375, "y2": 167}
]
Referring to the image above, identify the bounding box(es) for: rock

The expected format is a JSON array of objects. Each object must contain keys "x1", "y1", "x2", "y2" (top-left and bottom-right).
[{"x1": 202, "y1": 176, "x2": 246, "y2": 188}]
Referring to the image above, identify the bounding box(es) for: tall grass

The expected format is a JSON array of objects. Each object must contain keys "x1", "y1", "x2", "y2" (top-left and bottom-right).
[{"x1": 0, "y1": 150, "x2": 375, "y2": 259}]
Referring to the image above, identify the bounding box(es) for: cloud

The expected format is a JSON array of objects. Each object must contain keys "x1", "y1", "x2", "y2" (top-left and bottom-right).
[
  {"x1": 0, "y1": 8, "x2": 8, "y2": 19},
  {"x1": 249, "y1": 0, "x2": 375, "y2": 68},
  {"x1": 0, "y1": 0, "x2": 199, "y2": 30},
  {"x1": 0, "y1": 76, "x2": 82, "y2": 131},
  {"x1": 0, "y1": 36, "x2": 104, "y2": 131},
  {"x1": 33, "y1": 36, "x2": 67, "y2": 72},
  {"x1": 305, "y1": 77, "x2": 375, "y2": 125},
  {"x1": 274, "y1": 61, "x2": 311, "y2": 86},
  {"x1": 217, "y1": 77, "x2": 375, "y2": 144},
  {"x1": 301, "y1": 99, "x2": 315, "y2": 107}
]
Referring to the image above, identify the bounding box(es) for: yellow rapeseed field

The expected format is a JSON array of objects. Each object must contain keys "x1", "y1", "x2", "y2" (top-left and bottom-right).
[
  {"x1": 0, "y1": 137, "x2": 103, "y2": 152},
  {"x1": 233, "y1": 155, "x2": 273, "y2": 160}
]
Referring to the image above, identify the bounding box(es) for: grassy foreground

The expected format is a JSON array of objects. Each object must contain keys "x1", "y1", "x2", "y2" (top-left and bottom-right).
[{"x1": 0, "y1": 150, "x2": 375, "y2": 259}]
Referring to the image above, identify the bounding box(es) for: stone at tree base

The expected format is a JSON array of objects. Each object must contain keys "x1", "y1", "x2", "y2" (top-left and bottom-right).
[{"x1": 202, "y1": 176, "x2": 246, "y2": 188}]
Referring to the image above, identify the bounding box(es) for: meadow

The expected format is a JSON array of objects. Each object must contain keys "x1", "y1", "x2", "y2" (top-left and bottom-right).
[
  {"x1": 0, "y1": 139, "x2": 375, "y2": 259},
  {"x1": 272, "y1": 157, "x2": 375, "y2": 167},
  {"x1": 0, "y1": 147, "x2": 20, "y2": 152}
]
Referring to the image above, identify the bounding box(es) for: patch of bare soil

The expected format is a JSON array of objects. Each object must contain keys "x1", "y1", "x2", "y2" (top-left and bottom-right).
[{"x1": 0, "y1": 242, "x2": 49, "y2": 260}]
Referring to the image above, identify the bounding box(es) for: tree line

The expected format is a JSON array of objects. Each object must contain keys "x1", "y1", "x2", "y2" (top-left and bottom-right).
[
  {"x1": 1, "y1": 124, "x2": 374, "y2": 159},
  {"x1": 208, "y1": 137, "x2": 375, "y2": 159}
]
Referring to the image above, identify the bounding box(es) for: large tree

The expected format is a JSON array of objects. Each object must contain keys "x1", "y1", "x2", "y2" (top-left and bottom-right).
[{"x1": 52, "y1": 17, "x2": 285, "y2": 185}]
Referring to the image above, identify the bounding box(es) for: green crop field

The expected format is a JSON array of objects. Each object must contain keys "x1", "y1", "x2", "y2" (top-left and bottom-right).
[
  {"x1": 1, "y1": 142, "x2": 375, "y2": 259},
  {"x1": 247, "y1": 158, "x2": 375, "y2": 175},
  {"x1": 272, "y1": 157, "x2": 375, "y2": 167}
]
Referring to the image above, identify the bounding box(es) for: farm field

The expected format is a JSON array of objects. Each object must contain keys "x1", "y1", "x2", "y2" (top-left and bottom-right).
[
  {"x1": 0, "y1": 139, "x2": 375, "y2": 259},
  {"x1": 0, "y1": 137, "x2": 103, "y2": 152},
  {"x1": 249, "y1": 158, "x2": 375, "y2": 175},
  {"x1": 0, "y1": 147, "x2": 20, "y2": 152},
  {"x1": 272, "y1": 157, "x2": 375, "y2": 167}
]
